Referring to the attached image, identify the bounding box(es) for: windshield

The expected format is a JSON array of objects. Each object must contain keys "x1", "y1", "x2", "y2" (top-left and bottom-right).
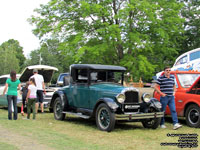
[{"x1": 177, "y1": 74, "x2": 200, "y2": 88}]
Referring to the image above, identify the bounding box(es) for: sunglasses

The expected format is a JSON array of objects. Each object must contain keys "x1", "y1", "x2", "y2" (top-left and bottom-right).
[{"x1": 165, "y1": 69, "x2": 171, "y2": 72}]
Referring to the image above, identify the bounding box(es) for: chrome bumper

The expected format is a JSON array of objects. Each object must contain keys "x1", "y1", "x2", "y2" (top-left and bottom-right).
[{"x1": 115, "y1": 112, "x2": 164, "y2": 120}]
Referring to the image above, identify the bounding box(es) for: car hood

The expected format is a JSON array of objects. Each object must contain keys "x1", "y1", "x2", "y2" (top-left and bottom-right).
[
  {"x1": 90, "y1": 83, "x2": 138, "y2": 94},
  {"x1": 19, "y1": 65, "x2": 58, "y2": 83},
  {"x1": 188, "y1": 76, "x2": 200, "y2": 92}
]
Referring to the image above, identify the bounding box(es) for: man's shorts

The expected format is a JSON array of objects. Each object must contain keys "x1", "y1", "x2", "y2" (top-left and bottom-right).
[{"x1": 36, "y1": 90, "x2": 44, "y2": 103}]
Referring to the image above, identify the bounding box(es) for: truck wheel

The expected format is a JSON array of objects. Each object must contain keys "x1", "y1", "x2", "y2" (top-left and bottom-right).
[
  {"x1": 185, "y1": 104, "x2": 200, "y2": 128},
  {"x1": 96, "y1": 103, "x2": 115, "y2": 132},
  {"x1": 53, "y1": 97, "x2": 65, "y2": 120},
  {"x1": 142, "y1": 108, "x2": 161, "y2": 129}
]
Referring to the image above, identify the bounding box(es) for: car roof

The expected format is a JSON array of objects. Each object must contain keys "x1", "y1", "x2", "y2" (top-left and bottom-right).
[
  {"x1": 70, "y1": 64, "x2": 126, "y2": 71},
  {"x1": 173, "y1": 47, "x2": 200, "y2": 65}
]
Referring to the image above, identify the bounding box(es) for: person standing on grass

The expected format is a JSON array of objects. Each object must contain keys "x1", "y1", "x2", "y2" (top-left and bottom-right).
[
  {"x1": 20, "y1": 81, "x2": 29, "y2": 116},
  {"x1": 30, "y1": 69, "x2": 46, "y2": 113},
  {"x1": 154, "y1": 66, "x2": 182, "y2": 130},
  {"x1": 3, "y1": 70, "x2": 21, "y2": 120},
  {"x1": 26, "y1": 78, "x2": 37, "y2": 119}
]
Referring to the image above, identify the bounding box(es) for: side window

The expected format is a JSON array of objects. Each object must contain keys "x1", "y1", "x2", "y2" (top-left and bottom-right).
[
  {"x1": 190, "y1": 51, "x2": 200, "y2": 61},
  {"x1": 97, "y1": 71, "x2": 106, "y2": 81},
  {"x1": 91, "y1": 72, "x2": 97, "y2": 81},
  {"x1": 175, "y1": 55, "x2": 187, "y2": 66},
  {"x1": 76, "y1": 69, "x2": 88, "y2": 83},
  {"x1": 0, "y1": 77, "x2": 7, "y2": 85}
]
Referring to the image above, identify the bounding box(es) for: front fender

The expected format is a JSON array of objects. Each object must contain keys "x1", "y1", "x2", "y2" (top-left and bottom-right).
[
  {"x1": 51, "y1": 90, "x2": 68, "y2": 110},
  {"x1": 95, "y1": 98, "x2": 119, "y2": 112},
  {"x1": 149, "y1": 98, "x2": 162, "y2": 111}
]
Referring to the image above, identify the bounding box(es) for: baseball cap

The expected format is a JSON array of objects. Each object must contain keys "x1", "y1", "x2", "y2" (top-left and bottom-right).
[{"x1": 33, "y1": 69, "x2": 38, "y2": 73}]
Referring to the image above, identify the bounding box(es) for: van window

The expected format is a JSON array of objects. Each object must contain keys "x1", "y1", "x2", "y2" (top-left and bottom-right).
[
  {"x1": 175, "y1": 55, "x2": 187, "y2": 66},
  {"x1": 190, "y1": 51, "x2": 200, "y2": 61},
  {"x1": 0, "y1": 77, "x2": 7, "y2": 85}
]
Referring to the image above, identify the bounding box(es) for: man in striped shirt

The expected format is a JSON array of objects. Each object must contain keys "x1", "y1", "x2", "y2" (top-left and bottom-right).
[{"x1": 154, "y1": 66, "x2": 182, "y2": 130}]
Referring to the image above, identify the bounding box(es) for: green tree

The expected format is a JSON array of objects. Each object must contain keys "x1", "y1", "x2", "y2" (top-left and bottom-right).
[
  {"x1": 2, "y1": 39, "x2": 26, "y2": 71},
  {"x1": 29, "y1": 0, "x2": 184, "y2": 81},
  {"x1": 25, "y1": 39, "x2": 69, "y2": 82},
  {"x1": 0, "y1": 41, "x2": 20, "y2": 75},
  {"x1": 178, "y1": 0, "x2": 200, "y2": 54}
]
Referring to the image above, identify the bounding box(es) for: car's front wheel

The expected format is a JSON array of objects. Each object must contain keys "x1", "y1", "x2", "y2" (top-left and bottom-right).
[
  {"x1": 53, "y1": 97, "x2": 66, "y2": 120},
  {"x1": 185, "y1": 104, "x2": 200, "y2": 128},
  {"x1": 96, "y1": 103, "x2": 115, "y2": 132},
  {"x1": 141, "y1": 108, "x2": 161, "y2": 129}
]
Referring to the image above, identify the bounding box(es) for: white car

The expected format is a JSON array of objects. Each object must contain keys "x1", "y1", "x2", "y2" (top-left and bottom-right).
[
  {"x1": 0, "y1": 65, "x2": 58, "y2": 109},
  {"x1": 0, "y1": 74, "x2": 21, "y2": 107}
]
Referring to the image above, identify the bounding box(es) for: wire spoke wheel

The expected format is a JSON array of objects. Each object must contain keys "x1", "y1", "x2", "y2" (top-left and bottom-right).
[
  {"x1": 98, "y1": 108, "x2": 110, "y2": 129},
  {"x1": 96, "y1": 103, "x2": 115, "y2": 132}
]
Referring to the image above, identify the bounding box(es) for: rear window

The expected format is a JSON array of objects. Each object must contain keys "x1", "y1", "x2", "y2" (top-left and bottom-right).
[{"x1": 58, "y1": 73, "x2": 69, "y2": 82}]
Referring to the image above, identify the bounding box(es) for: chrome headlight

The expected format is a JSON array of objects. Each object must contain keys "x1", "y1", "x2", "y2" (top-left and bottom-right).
[
  {"x1": 141, "y1": 93, "x2": 151, "y2": 103},
  {"x1": 116, "y1": 93, "x2": 125, "y2": 103},
  {"x1": 154, "y1": 102, "x2": 162, "y2": 109}
]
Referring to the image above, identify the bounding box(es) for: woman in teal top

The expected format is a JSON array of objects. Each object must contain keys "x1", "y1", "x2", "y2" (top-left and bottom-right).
[{"x1": 3, "y1": 71, "x2": 21, "y2": 120}]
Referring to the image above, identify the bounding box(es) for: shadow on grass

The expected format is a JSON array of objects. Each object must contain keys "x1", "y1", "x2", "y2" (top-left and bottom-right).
[
  {"x1": 165, "y1": 116, "x2": 187, "y2": 126},
  {"x1": 61, "y1": 115, "x2": 188, "y2": 131},
  {"x1": 62, "y1": 116, "x2": 144, "y2": 131}
]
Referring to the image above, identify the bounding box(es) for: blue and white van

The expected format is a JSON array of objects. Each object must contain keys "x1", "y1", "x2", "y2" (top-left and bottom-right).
[
  {"x1": 156, "y1": 47, "x2": 200, "y2": 78},
  {"x1": 172, "y1": 47, "x2": 200, "y2": 71}
]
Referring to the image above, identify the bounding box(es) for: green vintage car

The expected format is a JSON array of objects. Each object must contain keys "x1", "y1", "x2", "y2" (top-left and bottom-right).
[{"x1": 50, "y1": 64, "x2": 164, "y2": 132}]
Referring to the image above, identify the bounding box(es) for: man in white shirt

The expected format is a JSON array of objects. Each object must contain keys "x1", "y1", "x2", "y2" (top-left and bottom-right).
[{"x1": 30, "y1": 69, "x2": 46, "y2": 113}]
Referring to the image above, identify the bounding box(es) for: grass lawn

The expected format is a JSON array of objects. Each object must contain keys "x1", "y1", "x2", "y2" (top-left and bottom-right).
[{"x1": 0, "y1": 108, "x2": 199, "y2": 150}]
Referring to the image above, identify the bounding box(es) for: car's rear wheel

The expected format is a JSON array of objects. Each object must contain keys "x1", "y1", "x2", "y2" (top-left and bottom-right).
[
  {"x1": 185, "y1": 104, "x2": 200, "y2": 128},
  {"x1": 141, "y1": 108, "x2": 161, "y2": 129},
  {"x1": 53, "y1": 97, "x2": 65, "y2": 120},
  {"x1": 96, "y1": 103, "x2": 115, "y2": 132}
]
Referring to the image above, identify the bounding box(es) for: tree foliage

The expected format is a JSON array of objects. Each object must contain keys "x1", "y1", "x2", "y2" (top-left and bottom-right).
[
  {"x1": 178, "y1": 0, "x2": 200, "y2": 54},
  {"x1": 0, "y1": 40, "x2": 20, "y2": 75},
  {"x1": 29, "y1": 0, "x2": 184, "y2": 81},
  {"x1": 25, "y1": 39, "x2": 70, "y2": 82}
]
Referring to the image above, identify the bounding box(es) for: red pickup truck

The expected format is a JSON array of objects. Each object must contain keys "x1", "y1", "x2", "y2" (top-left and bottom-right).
[{"x1": 154, "y1": 70, "x2": 200, "y2": 128}]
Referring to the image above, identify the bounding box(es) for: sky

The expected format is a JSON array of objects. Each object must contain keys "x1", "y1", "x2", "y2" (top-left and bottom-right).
[{"x1": 0, "y1": 0, "x2": 50, "y2": 58}]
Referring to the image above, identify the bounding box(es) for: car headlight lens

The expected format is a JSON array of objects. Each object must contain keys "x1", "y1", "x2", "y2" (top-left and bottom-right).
[
  {"x1": 116, "y1": 93, "x2": 125, "y2": 103},
  {"x1": 154, "y1": 102, "x2": 162, "y2": 109},
  {"x1": 141, "y1": 93, "x2": 151, "y2": 103}
]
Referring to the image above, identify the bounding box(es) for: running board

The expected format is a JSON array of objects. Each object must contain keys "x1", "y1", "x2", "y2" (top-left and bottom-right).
[{"x1": 62, "y1": 111, "x2": 90, "y2": 119}]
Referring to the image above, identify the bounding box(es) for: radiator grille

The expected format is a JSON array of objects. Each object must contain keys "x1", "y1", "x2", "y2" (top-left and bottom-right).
[{"x1": 124, "y1": 91, "x2": 139, "y2": 103}]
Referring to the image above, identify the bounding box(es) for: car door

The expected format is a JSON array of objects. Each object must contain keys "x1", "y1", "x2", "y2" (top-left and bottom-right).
[
  {"x1": 69, "y1": 69, "x2": 90, "y2": 109},
  {"x1": 0, "y1": 77, "x2": 8, "y2": 106}
]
